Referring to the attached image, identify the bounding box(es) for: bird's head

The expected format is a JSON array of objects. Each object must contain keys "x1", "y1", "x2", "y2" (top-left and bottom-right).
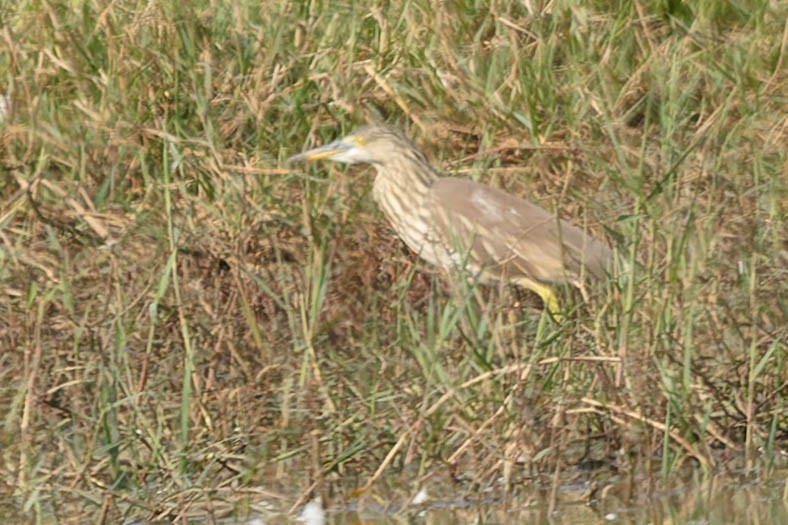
[{"x1": 287, "y1": 125, "x2": 418, "y2": 166}]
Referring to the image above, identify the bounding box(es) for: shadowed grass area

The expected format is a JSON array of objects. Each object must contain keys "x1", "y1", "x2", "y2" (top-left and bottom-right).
[{"x1": 1, "y1": 0, "x2": 785, "y2": 522}]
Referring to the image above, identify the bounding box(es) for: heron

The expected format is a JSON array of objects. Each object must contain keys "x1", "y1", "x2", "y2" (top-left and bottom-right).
[{"x1": 287, "y1": 124, "x2": 613, "y2": 318}]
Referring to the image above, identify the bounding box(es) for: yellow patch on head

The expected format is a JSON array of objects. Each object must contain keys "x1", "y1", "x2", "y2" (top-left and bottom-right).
[{"x1": 348, "y1": 135, "x2": 366, "y2": 146}]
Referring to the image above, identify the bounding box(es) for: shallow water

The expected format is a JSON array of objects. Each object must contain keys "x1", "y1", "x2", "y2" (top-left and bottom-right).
[
  {"x1": 2, "y1": 469, "x2": 784, "y2": 523},
  {"x1": 274, "y1": 471, "x2": 788, "y2": 525},
  {"x1": 332, "y1": 476, "x2": 784, "y2": 524}
]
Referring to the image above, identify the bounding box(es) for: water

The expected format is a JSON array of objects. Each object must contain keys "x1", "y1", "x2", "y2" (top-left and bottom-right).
[{"x1": 265, "y1": 471, "x2": 788, "y2": 524}]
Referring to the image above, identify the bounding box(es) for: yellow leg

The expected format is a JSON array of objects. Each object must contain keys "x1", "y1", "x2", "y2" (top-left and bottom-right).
[
  {"x1": 531, "y1": 282, "x2": 563, "y2": 322},
  {"x1": 512, "y1": 277, "x2": 563, "y2": 322}
]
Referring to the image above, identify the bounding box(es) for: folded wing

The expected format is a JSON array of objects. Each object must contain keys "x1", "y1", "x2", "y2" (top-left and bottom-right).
[{"x1": 427, "y1": 177, "x2": 612, "y2": 286}]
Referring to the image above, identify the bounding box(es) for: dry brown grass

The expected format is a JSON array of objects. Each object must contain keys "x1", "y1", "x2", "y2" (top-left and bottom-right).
[{"x1": 1, "y1": 0, "x2": 785, "y2": 522}]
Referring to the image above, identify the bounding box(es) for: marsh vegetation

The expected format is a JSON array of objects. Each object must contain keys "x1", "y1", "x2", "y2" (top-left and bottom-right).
[{"x1": 1, "y1": 0, "x2": 785, "y2": 522}]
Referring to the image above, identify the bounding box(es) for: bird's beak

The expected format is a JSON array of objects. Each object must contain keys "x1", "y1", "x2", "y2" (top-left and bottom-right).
[{"x1": 286, "y1": 139, "x2": 351, "y2": 163}]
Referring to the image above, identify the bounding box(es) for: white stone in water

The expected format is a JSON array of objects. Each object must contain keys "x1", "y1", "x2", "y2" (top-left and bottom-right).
[
  {"x1": 0, "y1": 94, "x2": 10, "y2": 125},
  {"x1": 411, "y1": 488, "x2": 429, "y2": 505},
  {"x1": 297, "y1": 498, "x2": 325, "y2": 525}
]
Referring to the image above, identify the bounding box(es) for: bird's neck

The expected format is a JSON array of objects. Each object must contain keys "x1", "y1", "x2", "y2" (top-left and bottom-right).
[
  {"x1": 370, "y1": 153, "x2": 441, "y2": 257},
  {"x1": 371, "y1": 151, "x2": 439, "y2": 204}
]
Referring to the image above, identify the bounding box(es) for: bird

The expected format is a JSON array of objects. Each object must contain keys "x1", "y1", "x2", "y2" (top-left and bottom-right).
[{"x1": 287, "y1": 124, "x2": 613, "y2": 318}]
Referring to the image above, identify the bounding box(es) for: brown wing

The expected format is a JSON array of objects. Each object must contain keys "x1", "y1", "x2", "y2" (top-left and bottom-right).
[{"x1": 427, "y1": 177, "x2": 612, "y2": 285}]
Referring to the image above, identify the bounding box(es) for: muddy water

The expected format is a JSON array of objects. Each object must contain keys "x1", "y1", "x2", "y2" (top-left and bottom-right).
[
  {"x1": 292, "y1": 472, "x2": 787, "y2": 524},
  {"x1": 2, "y1": 470, "x2": 784, "y2": 523}
]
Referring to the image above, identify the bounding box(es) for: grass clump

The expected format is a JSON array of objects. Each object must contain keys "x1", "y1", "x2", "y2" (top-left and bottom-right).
[{"x1": 1, "y1": 0, "x2": 785, "y2": 522}]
